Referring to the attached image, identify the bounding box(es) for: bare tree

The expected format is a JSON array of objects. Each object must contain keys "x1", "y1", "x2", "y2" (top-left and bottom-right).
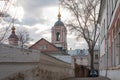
[
  {"x1": 0, "y1": 26, "x2": 10, "y2": 43},
  {"x1": 60, "y1": 0, "x2": 100, "y2": 70},
  {"x1": 16, "y1": 29, "x2": 32, "y2": 48},
  {"x1": 0, "y1": 0, "x2": 14, "y2": 43}
]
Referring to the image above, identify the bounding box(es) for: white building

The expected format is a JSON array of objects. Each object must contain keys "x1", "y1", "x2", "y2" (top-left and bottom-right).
[
  {"x1": 98, "y1": 0, "x2": 120, "y2": 79},
  {"x1": 68, "y1": 49, "x2": 99, "y2": 71}
]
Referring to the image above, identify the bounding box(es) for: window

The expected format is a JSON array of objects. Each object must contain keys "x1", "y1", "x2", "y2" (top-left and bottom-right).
[
  {"x1": 44, "y1": 45, "x2": 48, "y2": 50},
  {"x1": 39, "y1": 45, "x2": 43, "y2": 50},
  {"x1": 56, "y1": 32, "x2": 60, "y2": 41},
  {"x1": 39, "y1": 45, "x2": 48, "y2": 50},
  {"x1": 95, "y1": 54, "x2": 98, "y2": 60}
]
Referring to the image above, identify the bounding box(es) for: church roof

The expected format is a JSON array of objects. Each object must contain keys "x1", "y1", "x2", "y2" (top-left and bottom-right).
[
  {"x1": 29, "y1": 38, "x2": 59, "y2": 50},
  {"x1": 29, "y1": 38, "x2": 68, "y2": 55},
  {"x1": 54, "y1": 19, "x2": 64, "y2": 26},
  {"x1": 8, "y1": 21, "x2": 18, "y2": 40}
]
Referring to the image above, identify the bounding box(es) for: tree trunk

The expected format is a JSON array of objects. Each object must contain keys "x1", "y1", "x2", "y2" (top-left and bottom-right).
[{"x1": 89, "y1": 49, "x2": 94, "y2": 70}]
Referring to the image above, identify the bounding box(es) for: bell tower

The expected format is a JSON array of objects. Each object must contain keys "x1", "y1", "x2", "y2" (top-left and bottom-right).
[
  {"x1": 8, "y1": 18, "x2": 18, "y2": 46},
  {"x1": 51, "y1": 3, "x2": 67, "y2": 51}
]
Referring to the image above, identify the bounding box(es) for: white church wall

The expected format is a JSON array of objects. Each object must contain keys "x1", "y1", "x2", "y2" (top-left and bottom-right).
[{"x1": 0, "y1": 44, "x2": 74, "y2": 80}]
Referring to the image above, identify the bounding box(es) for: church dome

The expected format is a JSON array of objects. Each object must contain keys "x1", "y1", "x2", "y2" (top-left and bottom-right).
[{"x1": 54, "y1": 19, "x2": 64, "y2": 26}]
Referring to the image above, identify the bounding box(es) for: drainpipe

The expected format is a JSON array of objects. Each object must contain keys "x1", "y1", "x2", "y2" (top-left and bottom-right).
[{"x1": 105, "y1": 0, "x2": 109, "y2": 77}]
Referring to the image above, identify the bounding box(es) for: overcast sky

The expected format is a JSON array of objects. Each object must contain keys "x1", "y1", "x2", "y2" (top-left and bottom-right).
[{"x1": 3, "y1": 0, "x2": 88, "y2": 50}]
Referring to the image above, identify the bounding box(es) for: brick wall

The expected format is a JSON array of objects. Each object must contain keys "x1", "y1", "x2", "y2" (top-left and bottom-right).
[{"x1": 29, "y1": 38, "x2": 60, "y2": 52}]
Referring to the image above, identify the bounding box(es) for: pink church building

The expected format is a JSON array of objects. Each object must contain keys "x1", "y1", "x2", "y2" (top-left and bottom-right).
[{"x1": 30, "y1": 8, "x2": 68, "y2": 55}]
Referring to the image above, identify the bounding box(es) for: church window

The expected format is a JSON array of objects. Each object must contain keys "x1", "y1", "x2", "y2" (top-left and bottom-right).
[
  {"x1": 56, "y1": 32, "x2": 60, "y2": 41},
  {"x1": 39, "y1": 45, "x2": 43, "y2": 50}
]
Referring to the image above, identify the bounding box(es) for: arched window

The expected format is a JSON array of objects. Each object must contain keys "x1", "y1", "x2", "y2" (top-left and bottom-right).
[{"x1": 56, "y1": 32, "x2": 60, "y2": 41}]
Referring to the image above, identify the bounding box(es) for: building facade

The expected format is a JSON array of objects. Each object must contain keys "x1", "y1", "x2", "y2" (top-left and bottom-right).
[
  {"x1": 98, "y1": 0, "x2": 120, "y2": 70},
  {"x1": 98, "y1": 0, "x2": 120, "y2": 79},
  {"x1": 51, "y1": 9, "x2": 67, "y2": 51},
  {"x1": 72, "y1": 55, "x2": 89, "y2": 67},
  {"x1": 29, "y1": 38, "x2": 60, "y2": 53},
  {"x1": 69, "y1": 49, "x2": 99, "y2": 71}
]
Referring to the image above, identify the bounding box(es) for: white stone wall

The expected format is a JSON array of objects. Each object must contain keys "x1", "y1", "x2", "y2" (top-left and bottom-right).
[
  {"x1": 0, "y1": 44, "x2": 74, "y2": 80},
  {"x1": 98, "y1": 0, "x2": 108, "y2": 72},
  {"x1": 0, "y1": 63, "x2": 38, "y2": 79},
  {"x1": 1, "y1": 63, "x2": 74, "y2": 80},
  {"x1": 0, "y1": 44, "x2": 40, "y2": 62},
  {"x1": 99, "y1": 54, "x2": 107, "y2": 70},
  {"x1": 98, "y1": 0, "x2": 120, "y2": 70}
]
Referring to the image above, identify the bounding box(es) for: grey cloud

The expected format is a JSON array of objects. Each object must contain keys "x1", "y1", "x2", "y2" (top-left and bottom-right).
[
  {"x1": 15, "y1": 0, "x2": 58, "y2": 26},
  {"x1": 15, "y1": 16, "x2": 47, "y2": 26},
  {"x1": 17, "y1": 0, "x2": 58, "y2": 9},
  {"x1": 30, "y1": 29, "x2": 51, "y2": 43}
]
